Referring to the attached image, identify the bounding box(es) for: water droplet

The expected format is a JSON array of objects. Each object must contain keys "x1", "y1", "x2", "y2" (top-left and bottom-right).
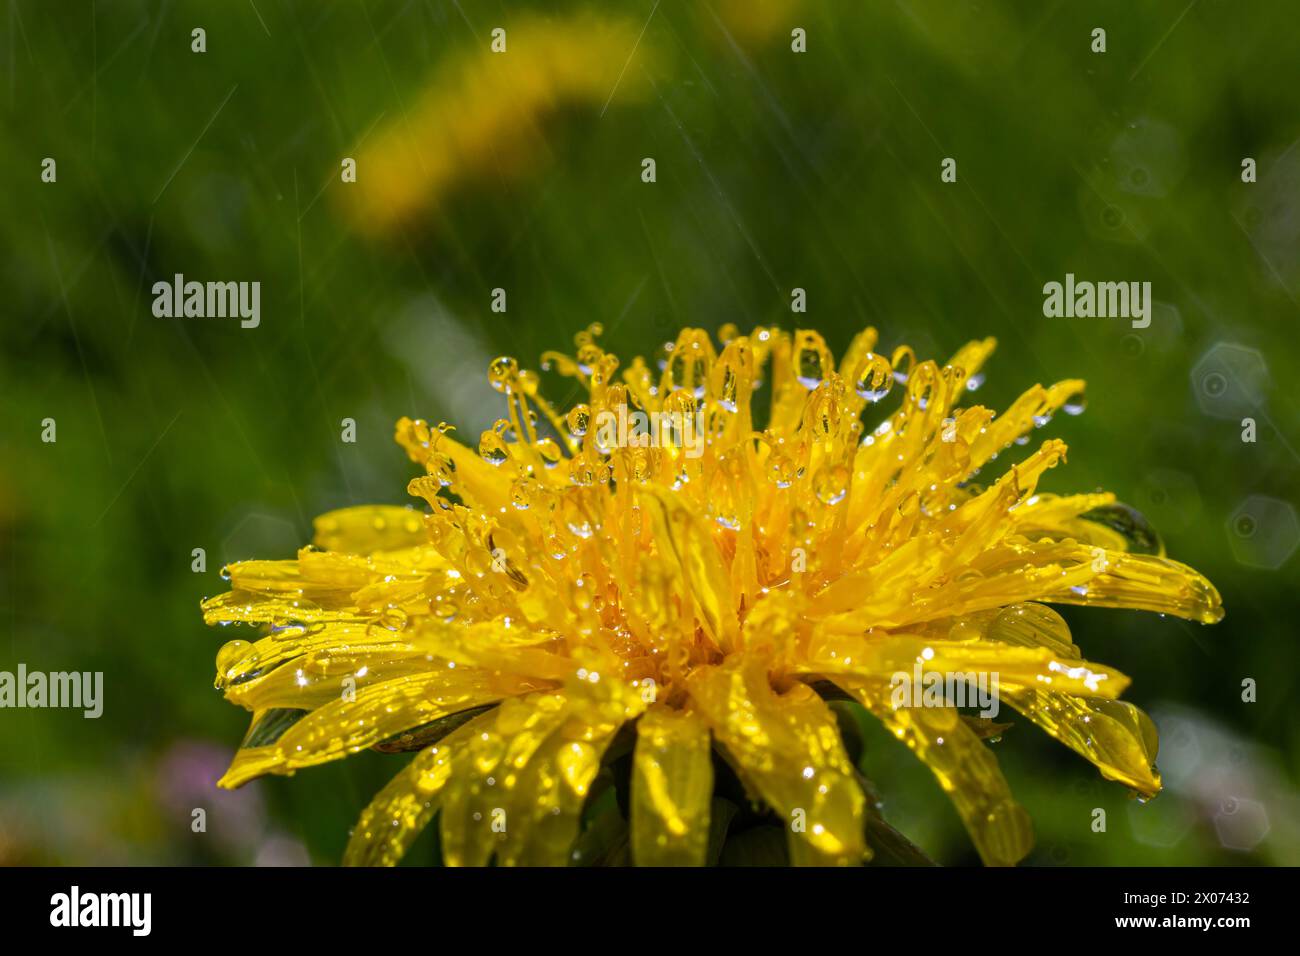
[
  {"x1": 793, "y1": 330, "x2": 832, "y2": 390},
  {"x1": 478, "y1": 430, "x2": 510, "y2": 465},
  {"x1": 568, "y1": 456, "x2": 596, "y2": 486},
  {"x1": 488, "y1": 356, "x2": 519, "y2": 393},
  {"x1": 767, "y1": 452, "x2": 796, "y2": 488},
  {"x1": 535, "y1": 438, "x2": 563, "y2": 468},
  {"x1": 377, "y1": 607, "x2": 409, "y2": 632},
  {"x1": 814, "y1": 464, "x2": 850, "y2": 505},
  {"x1": 511, "y1": 477, "x2": 541, "y2": 510},
  {"x1": 566, "y1": 404, "x2": 591, "y2": 437},
  {"x1": 853, "y1": 352, "x2": 894, "y2": 403},
  {"x1": 1079, "y1": 502, "x2": 1163, "y2": 556},
  {"x1": 215, "y1": 639, "x2": 256, "y2": 687},
  {"x1": 717, "y1": 364, "x2": 740, "y2": 411}
]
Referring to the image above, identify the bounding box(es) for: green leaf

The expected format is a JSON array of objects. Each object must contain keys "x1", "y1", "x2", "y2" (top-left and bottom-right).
[
  {"x1": 372, "y1": 704, "x2": 497, "y2": 753},
  {"x1": 242, "y1": 708, "x2": 308, "y2": 748},
  {"x1": 719, "y1": 826, "x2": 789, "y2": 866},
  {"x1": 705, "y1": 797, "x2": 739, "y2": 865}
]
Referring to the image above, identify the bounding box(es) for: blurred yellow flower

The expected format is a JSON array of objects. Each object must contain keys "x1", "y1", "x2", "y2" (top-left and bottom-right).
[
  {"x1": 205, "y1": 324, "x2": 1222, "y2": 866},
  {"x1": 340, "y1": 12, "x2": 662, "y2": 236},
  {"x1": 709, "y1": 0, "x2": 806, "y2": 48}
]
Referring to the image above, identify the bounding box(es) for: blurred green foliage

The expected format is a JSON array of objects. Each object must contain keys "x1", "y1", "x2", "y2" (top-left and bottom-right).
[{"x1": 1, "y1": 0, "x2": 1297, "y2": 865}]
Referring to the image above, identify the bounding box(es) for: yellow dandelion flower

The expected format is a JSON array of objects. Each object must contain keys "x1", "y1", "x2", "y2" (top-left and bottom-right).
[
  {"x1": 204, "y1": 324, "x2": 1223, "y2": 867},
  {"x1": 710, "y1": 0, "x2": 807, "y2": 49},
  {"x1": 340, "y1": 13, "x2": 663, "y2": 237}
]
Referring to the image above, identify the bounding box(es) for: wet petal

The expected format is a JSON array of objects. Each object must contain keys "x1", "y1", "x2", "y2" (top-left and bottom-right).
[
  {"x1": 845, "y1": 681, "x2": 1033, "y2": 866},
  {"x1": 687, "y1": 658, "x2": 867, "y2": 865},
  {"x1": 1006, "y1": 691, "x2": 1161, "y2": 796},
  {"x1": 219, "y1": 668, "x2": 536, "y2": 788},
  {"x1": 439, "y1": 692, "x2": 574, "y2": 866},
  {"x1": 988, "y1": 603, "x2": 1161, "y2": 794},
  {"x1": 343, "y1": 715, "x2": 488, "y2": 866},
  {"x1": 631, "y1": 707, "x2": 713, "y2": 866},
  {"x1": 312, "y1": 505, "x2": 430, "y2": 554},
  {"x1": 803, "y1": 633, "x2": 1132, "y2": 699}
]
